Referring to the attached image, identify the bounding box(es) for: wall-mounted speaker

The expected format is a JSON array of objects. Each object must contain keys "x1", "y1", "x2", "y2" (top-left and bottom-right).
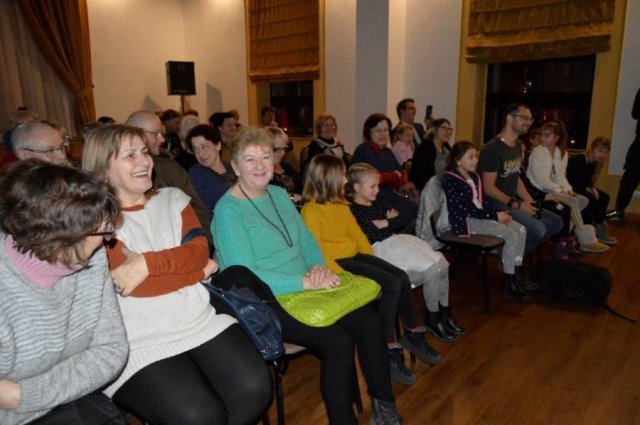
[{"x1": 166, "y1": 61, "x2": 196, "y2": 95}]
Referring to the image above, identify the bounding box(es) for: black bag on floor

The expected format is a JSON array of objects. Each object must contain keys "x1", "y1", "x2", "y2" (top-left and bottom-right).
[{"x1": 537, "y1": 261, "x2": 635, "y2": 322}]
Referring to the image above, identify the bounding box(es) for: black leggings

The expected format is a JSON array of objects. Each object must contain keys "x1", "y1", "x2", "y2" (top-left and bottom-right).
[
  {"x1": 336, "y1": 253, "x2": 418, "y2": 342},
  {"x1": 112, "y1": 324, "x2": 271, "y2": 425},
  {"x1": 578, "y1": 188, "x2": 610, "y2": 224},
  {"x1": 212, "y1": 266, "x2": 394, "y2": 425}
]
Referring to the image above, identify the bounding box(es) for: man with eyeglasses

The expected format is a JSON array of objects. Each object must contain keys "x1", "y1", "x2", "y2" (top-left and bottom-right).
[
  {"x1": 125, "y1": 111, "x2": 211, "y2": 230},
  {"x1": 12, "y1": 121, "x2": 70, "y2": 166},
  {"x1": 478, "y1": 103, "x2": 563, "y2": 301},
  {"x1": 392, "y1": 98, "x2": 425, "y2": 148}
]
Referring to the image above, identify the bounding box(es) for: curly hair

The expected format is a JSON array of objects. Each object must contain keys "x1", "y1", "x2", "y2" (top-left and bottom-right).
[{"x1": 0, "y1": 159, "x2": 118, "y2": 267}]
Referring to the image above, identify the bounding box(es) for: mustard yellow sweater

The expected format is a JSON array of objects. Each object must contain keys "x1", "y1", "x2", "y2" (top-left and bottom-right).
[{"x1": 301, "y1": 200, "x2": 374, "y2": 272}]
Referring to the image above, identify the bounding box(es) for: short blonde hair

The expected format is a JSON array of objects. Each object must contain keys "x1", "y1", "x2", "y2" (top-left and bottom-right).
[
  {"x1": 303, "y1": 154, "x2": 348, "y2": 204},
  {"x1": 314, "y1": 113, "x2": 337, "y2": 136},
  {"x1": 230, "y1": 127, "x2": 274, "y2": 166},
  {"x1": 392, "y1": 123, "x2": 414, "y2": 145}
]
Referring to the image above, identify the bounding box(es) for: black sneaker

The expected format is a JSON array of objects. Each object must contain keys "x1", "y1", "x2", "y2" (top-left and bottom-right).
[
  {"x1": 400, "y1": 331, "x2": 441, "y2": 365},
  {"x1": 605, "y1": 210, "x2": 624, "y2": 222},
  {"x1": 388, "y1": 347, "x2": 415, "y2": 386}
]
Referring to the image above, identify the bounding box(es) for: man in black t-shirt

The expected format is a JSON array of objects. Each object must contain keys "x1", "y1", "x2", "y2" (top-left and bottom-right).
[{"x1": 478, "y1": 103, "x2": 563, "y2": 300}]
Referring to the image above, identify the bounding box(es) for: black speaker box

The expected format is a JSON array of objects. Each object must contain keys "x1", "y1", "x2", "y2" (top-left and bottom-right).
[{"x1": 166, "y1": 61, "x2": 196, "y2": 95}]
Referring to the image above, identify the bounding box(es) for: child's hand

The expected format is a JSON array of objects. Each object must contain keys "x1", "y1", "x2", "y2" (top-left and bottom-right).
[
  {"x1": 386, "y1": 209, "x2": 399, "y2": 219},
  {"x1": 497, "y1": 211, "x2": 512, "y2": 224},
  {"x1": 372, "y1": 219, "x2": 389, "y2": 229}
]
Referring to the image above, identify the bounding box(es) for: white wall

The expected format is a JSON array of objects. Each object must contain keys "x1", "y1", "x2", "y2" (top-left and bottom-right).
[
  {"x1": 325, "y1": 0, "x2": 358, "y2": 148},
  {"x1": 182, "y1": 0, "x2": 249, "y2": 121},
  {"x1": 610, "y1": 0, "x2": 640, "y2": 175},
  {"x1": 403, "y1": 0, "x2": 462, "y2": 142},
  {"x1": 88, "y1": 0, "x2": 187, "y2": 122}
]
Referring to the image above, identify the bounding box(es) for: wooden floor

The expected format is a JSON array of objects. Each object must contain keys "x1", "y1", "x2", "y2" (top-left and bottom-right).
[{"x1": 266, "y1": 214, "x2": 640, "y2": 425}]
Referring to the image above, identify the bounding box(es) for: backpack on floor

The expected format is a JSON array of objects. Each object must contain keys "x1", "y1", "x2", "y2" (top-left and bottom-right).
[{"x1": 537, "y1": 261, "x2": 635, "y2": 322}]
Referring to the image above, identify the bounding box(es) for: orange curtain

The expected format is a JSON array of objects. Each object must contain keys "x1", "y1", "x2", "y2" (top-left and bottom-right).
[
  {"x1": 466, "y1": 0, "x2": 615, "y2": 63},
  {"x1": 246, "y1": 0, "x2": 320, "y2": 83},
  {"x1": 18, "y1": 0, "x2": 96, "y2": 127}
]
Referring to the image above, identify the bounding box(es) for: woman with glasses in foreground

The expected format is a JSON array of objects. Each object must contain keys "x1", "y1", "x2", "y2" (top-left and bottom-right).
[
  {"x1": 83, "y1": 125, "x2": 271, "y2": 425},
  {"x1": 0, "y1": 160, "x2": 128, "y2": 425}
]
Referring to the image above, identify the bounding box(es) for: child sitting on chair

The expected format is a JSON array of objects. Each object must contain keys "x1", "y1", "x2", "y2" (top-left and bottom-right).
[{"x1": 347, "y1": 162, "x2": 464, "y2": 344}]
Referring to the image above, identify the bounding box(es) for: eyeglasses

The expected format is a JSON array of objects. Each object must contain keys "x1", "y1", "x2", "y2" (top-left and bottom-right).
[
  {"x1": 438, "y1": 126, "x2": 454, "y2": 132},
  {"x1": 19, "y1": 142, "x2": 69, "y2": 156},
  {"x1": 144, "y1": 130, "x2": 165, "y2": 139},
  {"x1": 511, "y1": 114, "x2": 534, "y2": 123},
  {"x1": 87, "y1": 223, "x2": 115, "y2": 241}
]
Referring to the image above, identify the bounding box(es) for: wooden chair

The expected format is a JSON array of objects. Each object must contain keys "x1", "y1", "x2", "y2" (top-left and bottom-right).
[
  {"x1": 265, "y1": 343, "x2": 363, "y2": 425},
  {"x1": 429, "y1": 208, "x2": 505, "y2": 313}
]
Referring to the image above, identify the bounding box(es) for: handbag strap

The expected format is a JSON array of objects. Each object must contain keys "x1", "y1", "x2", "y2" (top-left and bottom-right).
[{"x1": 181, "y1": 227, "x2": 213, "y2": 257}]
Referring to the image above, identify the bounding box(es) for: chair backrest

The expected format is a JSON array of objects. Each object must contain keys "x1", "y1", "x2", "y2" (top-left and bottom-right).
[{"x1": 429, "y1": 207, "x2": 442, "y2": 240}]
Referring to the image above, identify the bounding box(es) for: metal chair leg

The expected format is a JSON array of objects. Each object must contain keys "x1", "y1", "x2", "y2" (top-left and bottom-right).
[{"x1": 481, "y1": 250, "x2": 491, "y2": 313}]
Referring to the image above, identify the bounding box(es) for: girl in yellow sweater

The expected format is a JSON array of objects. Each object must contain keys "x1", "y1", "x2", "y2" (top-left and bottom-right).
[{"x1": 301, "y1": 154, "x2": 440, "y2": 386}]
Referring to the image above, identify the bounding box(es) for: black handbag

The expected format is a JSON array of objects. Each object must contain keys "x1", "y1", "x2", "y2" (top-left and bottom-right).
[{"x1": 202, "y1": 279, "x2": 284, "y2": 361}]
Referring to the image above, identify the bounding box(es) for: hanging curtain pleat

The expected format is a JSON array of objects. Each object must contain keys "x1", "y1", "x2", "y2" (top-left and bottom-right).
[
  {"x1": 18, "y1": 0, "x2": 96, "y2": 128},
  {"x1": 246, "y1": 0, "x2": 320, "y2": 83},
  {"x1": 466, "y1": 0, "x2": 615, "y2": 64}
]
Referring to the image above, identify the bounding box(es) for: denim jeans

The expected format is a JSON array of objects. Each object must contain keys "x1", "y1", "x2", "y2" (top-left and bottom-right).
[{"x1": 498, "y1": 203, "x2": 563, "y2": 255}]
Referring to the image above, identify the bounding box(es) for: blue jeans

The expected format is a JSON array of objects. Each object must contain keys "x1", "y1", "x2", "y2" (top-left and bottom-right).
[{"x1": 498, "y1": 203, "x2": 563, "y2": 255}]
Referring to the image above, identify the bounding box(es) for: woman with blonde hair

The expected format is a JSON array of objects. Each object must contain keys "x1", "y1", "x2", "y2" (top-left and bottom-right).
[
  {"x1": 302, "y1": 113, "x2": 351, "y2": 175},
  {"x1": 391, "y1": 123, "x2": 415, "y2": 170},
  {"x1": 527, "y1": 120, "x2": 609, "y2": 255},
  {"x1": 82, "y1": 125, "x2": 271, "y2": 425}
]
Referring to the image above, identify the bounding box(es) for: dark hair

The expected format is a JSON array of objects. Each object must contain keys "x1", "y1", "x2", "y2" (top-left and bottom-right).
[
  {"x1": 0, "y1": 159, "x2": 119, "y2": 267},
  {"x1": 260, "y1": 106, "x2": 276, "y2": 116},
  {"x1": 396, "y1": 98, "x2": 415, "y2": 119},
  {"x1": 541, "y1": 120, "x2": 568, "y2": 156},
  {"x1": 209, "y1": 112, "x2": 234, "y2": 128},
  {"x1": 97, "y1": 116, "x2": 116, "y2": 125},
  {"x1": 161, "y1": 109, "x2": 181, "y2": 122},
  {"x1": 185, "y1": 124, "x2": 221, "y2": 151},
  {"x1": 503, "y1": 103, "x2": 531, "y2": 125},
  {"x1": 446, "y1": 140, "x2": 478, "y2": 171},
  {"x1": 362, "y1": 113, "x2": 392, "y2": 143}
]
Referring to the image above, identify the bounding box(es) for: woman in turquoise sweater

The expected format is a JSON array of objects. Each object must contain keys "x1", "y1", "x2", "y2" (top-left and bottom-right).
[{"x1": 213, "y1": 127, "x2": 402, "y2": 425}]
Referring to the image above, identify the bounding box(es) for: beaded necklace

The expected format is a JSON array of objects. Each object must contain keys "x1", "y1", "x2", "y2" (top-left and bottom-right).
[{"x1": 238, "y1": 183, "x2": 293, "y2": 247}]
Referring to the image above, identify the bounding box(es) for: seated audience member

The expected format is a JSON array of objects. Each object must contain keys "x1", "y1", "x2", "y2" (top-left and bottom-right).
[
  {"x1": 477, "y1": 103, "x2": 563, "y2": 267},
  {"x1": 125, "y1": 110, "x2": 211, "y2": 229},
  {"x1": 352, "y1": 113, "x2": 418, "y2": 223},
  {"x1": 268, "y1": 127, "x2": 303, "y2": 202},
  {"x1": 82, "y1": 125, "x2": 271, "y2": 425},
  {"x1": 526, "y1": 120, "x2": 608, "y2": 254},
  {"x1": 82, "y1": 121, "x2": 103, "y2": 141},
  {"x1": 0, "y1": 160, "x2": 128, "y2": 425},
  {"x1": 212, "y1": 128, "x2": 403, "y2": 425},
  {"x1": 12, "y1": 121, "x2": 70, "y2": 166},
  {"x1": 160, "y1": 109, "x2": 182, "y2": 157},
  {"x1": 392, "y1": 98, "x2": 425, "y2": 147},
  {"x1": 2, "y1": 108, "x2": 38, "y2": 165},
  {"x1": 209, "y1": 112, "x2": 238, "y2": 162},
  {"x1": 441, "y1": 141, "x2": 529, "y2": 302},
  {"x1": 566, "y1": 137, "x2": 617, "y2": 245},
  {"x1": 97, "y1": 116, "x2": 116, "y2": 125},
  {"x1": 409, "y1": 118, "x2": 453, "y2": 191},
  {"x1": 174, "y1": 114, "x2": 200, "y2": 171},
  {"x1": 302, "y1": 154, "x2": 440, "y2": 387},
  {"x1": 348, "y1": 162, "x2": 464, "y2": 342},
  {"x1": 391, "y1": 123, "x2": 415, "y2": 170},
  {"x1": 260, "y1": 105, "x2": 277, "y2": 128},
  {"x1": 187, "y1": 124, "x2": 235, "y2": 213},
  {"x1": 303, "y1": 113, "x2": 351, "y2": 174}
]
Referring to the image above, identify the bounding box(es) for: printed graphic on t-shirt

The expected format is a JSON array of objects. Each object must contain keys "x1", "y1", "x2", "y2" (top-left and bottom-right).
[{"x1": 499, "y1": 156, "x2": 521, "y2": 178}]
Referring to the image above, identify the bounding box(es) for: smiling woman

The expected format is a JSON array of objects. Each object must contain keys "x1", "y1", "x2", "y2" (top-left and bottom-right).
[
  {"x1": 0, "y1": 159, "x2": 127, "y2": 425},
  {"x1": 82, "y1": 125, "x2": 271, "y2": 425}
]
